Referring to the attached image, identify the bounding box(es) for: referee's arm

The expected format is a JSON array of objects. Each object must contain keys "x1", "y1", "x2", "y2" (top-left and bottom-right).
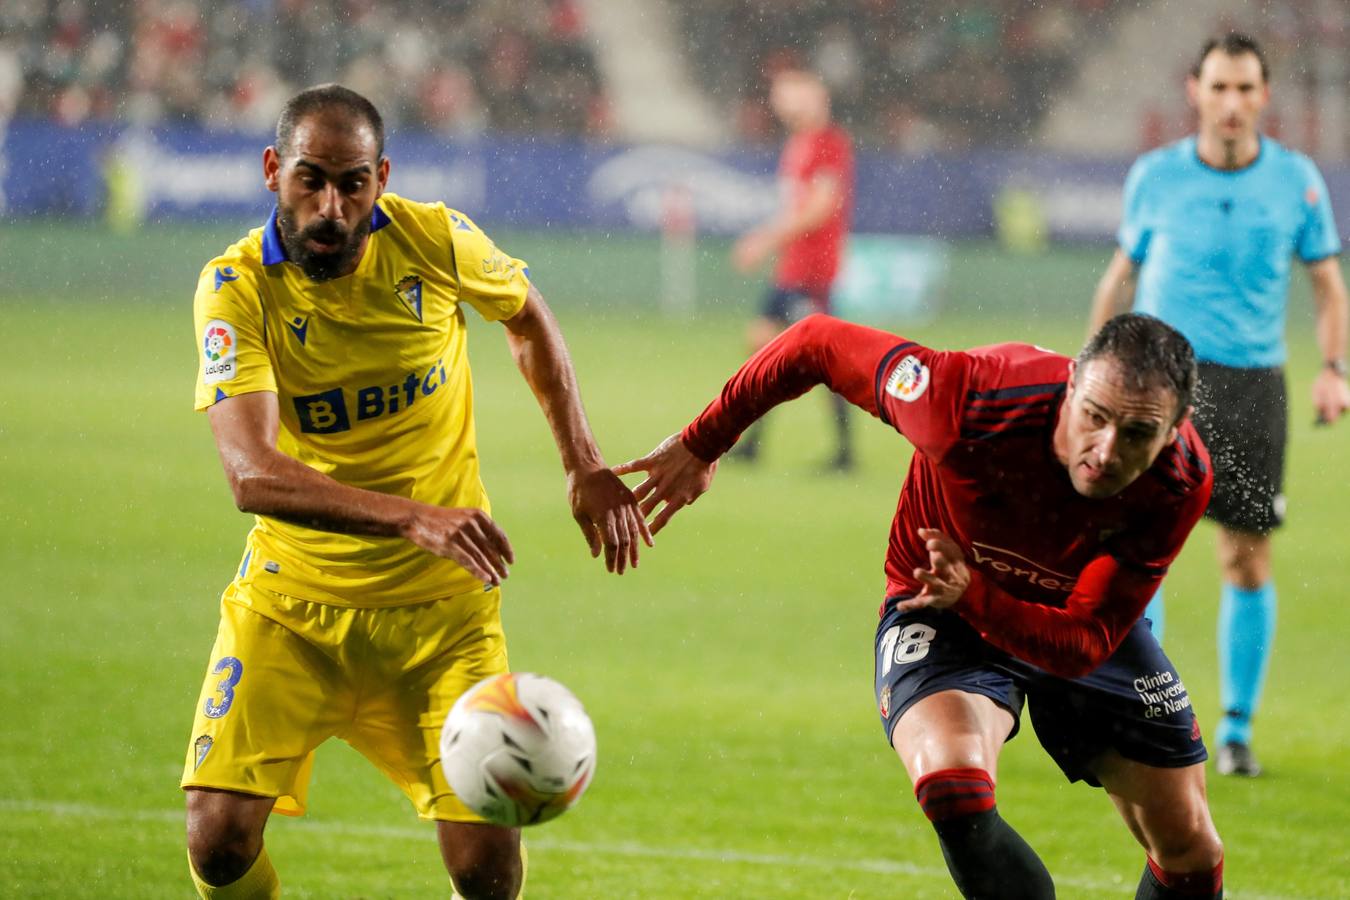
[
  {"x1": 1308, "y1": 255, "x2": 1350, "y2": 424},
  {"x1": 1087, "y1": 249, "x2": 1139, "y2": 338}
]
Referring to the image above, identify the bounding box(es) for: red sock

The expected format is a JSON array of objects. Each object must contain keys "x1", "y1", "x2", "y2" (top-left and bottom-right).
[
  {"x1": 1143, "y1": 856, "x2": 1223, "y2": 899},
  {"x1": 913, "y1": 767, "x2": 997, "y2": 822}
]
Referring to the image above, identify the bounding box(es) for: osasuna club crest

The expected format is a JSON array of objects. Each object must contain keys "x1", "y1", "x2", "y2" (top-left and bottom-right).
[{"x1": 395, "y1": 274, "x2": 423, "y2": 322}]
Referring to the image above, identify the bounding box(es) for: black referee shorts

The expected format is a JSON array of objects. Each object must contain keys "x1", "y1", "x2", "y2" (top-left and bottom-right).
[{"x1": 1192, "y1": 362, "x2": 1287, "y2": 534}]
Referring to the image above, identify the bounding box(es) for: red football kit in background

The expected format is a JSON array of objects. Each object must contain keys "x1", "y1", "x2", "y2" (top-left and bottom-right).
[
  {"x1": 773, "y1": 125, "x2": 854, "y2": 296},
  {"x1": 681, "y1": 315, "x2": 1212, "y2": 679}
]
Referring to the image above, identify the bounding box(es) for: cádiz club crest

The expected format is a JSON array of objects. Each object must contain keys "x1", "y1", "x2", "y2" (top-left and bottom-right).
[
  {"x1": 395, "y1": 274, "x2": 424, "y2": 322},
  {"x1": 193, "y1": 735, "x2": 214, "y2": 770}
]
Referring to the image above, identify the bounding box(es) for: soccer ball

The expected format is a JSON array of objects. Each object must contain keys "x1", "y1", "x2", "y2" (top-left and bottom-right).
[{"x1": 440, "y1": 672, "x2": 597, "y2": 827}]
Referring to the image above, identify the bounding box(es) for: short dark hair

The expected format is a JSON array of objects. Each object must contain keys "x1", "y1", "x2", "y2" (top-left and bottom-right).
[
  {"x1": 1077, "y1": 313, "x2": 1197, "y2": 423},
  {"x1": 275, "y1": 84, "x2": 385, "y2": 161},
  {"x1": 1193, "y1": 32, "x2": 1269, "y2": 83}
]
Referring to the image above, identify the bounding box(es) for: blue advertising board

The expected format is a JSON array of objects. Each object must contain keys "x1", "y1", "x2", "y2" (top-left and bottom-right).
[{"x1": 3, "y1": 120, "x2": 1348, "y2": 244}]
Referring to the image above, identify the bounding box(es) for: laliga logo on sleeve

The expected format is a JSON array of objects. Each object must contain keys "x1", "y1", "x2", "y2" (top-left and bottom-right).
[
  {"x1": 885, "y1": 354, "x2": 931, "y2": 403},
  {"x1": 202, "y1": 319, "x2": 238, "y2": 385}
]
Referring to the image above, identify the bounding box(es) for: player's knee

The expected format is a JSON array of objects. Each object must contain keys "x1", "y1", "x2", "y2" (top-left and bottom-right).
[
  {"x1": 1217, "y1": 531, "x2": 1271, "y2": 588},
  {"x1": 1220, "y1": 552, "x2": 1267, "y2": 589},
  {"x1": 1148, "y1": 809, "x2": 1223, "y2": 872},
  {"x1": 186, "y1": 832, "x2": 256, "y2": 886},
  {"x1": 448, "y1": 855, "x2": 521, "y2": 900},
  {"x1": 185, "y1": 791, "x2": 266, "y2": 886},
  {"x1": 441, "y1": 825, "x2": 521, "y2": 900},
  {"x1": 913, "y1": 767, "x2": 997, "y2": 823}
]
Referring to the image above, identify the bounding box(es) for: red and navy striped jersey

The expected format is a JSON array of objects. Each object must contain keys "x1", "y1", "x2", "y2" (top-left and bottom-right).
[{"x1": 681, "y1": 315, "x2": 1212, "y2": 676}]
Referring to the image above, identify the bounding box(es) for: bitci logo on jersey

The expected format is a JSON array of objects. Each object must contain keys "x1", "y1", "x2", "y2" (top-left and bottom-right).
[
  {"x1": 885, "y1": 354, "x2": 931, "y2": 403},
  {"x1": 202, "y1": 319, "x2": 238, "y2": 385}
]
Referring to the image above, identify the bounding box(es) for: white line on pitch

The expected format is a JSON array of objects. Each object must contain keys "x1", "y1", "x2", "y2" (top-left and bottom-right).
[{"x1": 1, "y1": 798, "x2": 1297, "y2": 900}]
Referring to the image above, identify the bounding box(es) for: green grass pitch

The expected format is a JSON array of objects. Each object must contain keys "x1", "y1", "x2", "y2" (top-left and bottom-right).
[{"x1": 1, "y1": 224, "x2": 1347, "y2": 897}]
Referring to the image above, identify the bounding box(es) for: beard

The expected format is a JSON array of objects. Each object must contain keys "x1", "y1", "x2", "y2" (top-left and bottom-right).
[{"x1": 277, "y1": 205, "x2": 371, "y2": 282}]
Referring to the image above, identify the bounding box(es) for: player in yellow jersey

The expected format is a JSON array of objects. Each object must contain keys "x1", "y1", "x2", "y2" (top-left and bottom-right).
[{"x1": 180, "y1": 85, "x2": 650, "y2": 900}]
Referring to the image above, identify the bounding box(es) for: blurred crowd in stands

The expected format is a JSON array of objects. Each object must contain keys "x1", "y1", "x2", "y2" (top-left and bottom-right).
[
  {"x1": 682, "y1": 0, "x2": 1348, "y2": 154},
  {"x1": 1, "y1": 0, "x2": 1345, "y2": 155},
  {"x1": 0, "y1": 0, "x2": 608, "y2": 136},
  {"x1": 681, "y1": 0, "x2": 1122, "y2": 151}
]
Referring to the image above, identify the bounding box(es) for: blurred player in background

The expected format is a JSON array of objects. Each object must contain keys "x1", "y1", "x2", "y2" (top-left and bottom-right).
[
  {"x1": 181, "y1": 84, "x2": 648, "y2": 899},
  {"x1": 1089, "y1": 32, "x2": 1350, "y2": 777},
  {"x1": 619, "y1": 314, "x2": 1225, "y2": 899},
  {"x1": 730, "y1": 68, "x2": 856, "y2": 470}
]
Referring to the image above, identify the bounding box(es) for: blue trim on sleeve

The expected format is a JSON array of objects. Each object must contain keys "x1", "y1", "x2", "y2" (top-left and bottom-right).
[
  {"x1": 371, "y1": 200, "x2": 392, "y2": 232},
  {"x1": 261, "y1": 208, "x2": 287, "y2": 265}
]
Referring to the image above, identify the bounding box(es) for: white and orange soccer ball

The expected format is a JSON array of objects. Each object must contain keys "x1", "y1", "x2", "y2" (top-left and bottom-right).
[{"x1": 440, "y1": 672, "x2": 597, "y2": 827}]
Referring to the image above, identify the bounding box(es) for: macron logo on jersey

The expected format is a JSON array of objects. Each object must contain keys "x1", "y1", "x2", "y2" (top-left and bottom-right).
[
  {"x1": 214, "y1": 266, "x2": 240, "y2": 292},
  {"x1": 285, "y1": 315, "x2": 309, "y2": 346}
]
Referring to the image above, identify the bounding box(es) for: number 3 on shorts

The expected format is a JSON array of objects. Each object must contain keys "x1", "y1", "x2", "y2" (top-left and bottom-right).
[
  {"x1": 203, "y1": 656, "x2": 243, "y2": 719},
  {"x1": 879, "y1": 624, "x2": 937, "y2": 676}
]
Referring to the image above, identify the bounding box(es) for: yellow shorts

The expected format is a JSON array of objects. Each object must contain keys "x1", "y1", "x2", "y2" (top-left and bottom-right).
[{"x1": 180, "y1": 580, "x2": 508, "y2": 821}]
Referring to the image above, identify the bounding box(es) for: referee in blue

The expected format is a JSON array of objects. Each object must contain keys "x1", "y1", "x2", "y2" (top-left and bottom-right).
[{"x1": 1089, "y1": 32, "x2": 1350, "y2": 777}]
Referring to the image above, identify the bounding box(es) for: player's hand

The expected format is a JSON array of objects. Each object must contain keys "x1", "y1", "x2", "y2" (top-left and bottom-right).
[
  {"x1": 402, "y1": 506, "x2": 515, "y2": 588},
  {"x1": 613, "y1": 433, "x2": 718, "y2": 535},
  {"x1": 1312, "y1": 367, "x2": 1350, "y2": 425},
  {"x1": 732, "y1": 230, "x2": 776, "y2": 274},
  {"x1": 896, "y1": 528, "x2": 971, "y2": 613},
  {"x1": 568, "y1": 466, "x2": 653, "y2": 575}
]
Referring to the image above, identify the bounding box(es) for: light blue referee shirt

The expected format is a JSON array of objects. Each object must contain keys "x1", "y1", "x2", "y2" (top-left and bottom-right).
[{"x1": 1120, "y1": 136, "x2": 1342, "y2": 367}]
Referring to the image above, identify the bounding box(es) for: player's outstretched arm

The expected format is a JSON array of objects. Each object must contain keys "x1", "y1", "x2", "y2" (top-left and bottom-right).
[
  {"x1": 501, "y1": 284, "x2": 652, "y2": 574},
  {"x1": 207, "y1": 391, "x2": 514, "y2": 586},
  {"x1": 1308, "y1": 255, "x2": 1350, "y2": 424},
  {"x1": 613, "y1": 434, "x2": 718, "y2": 535},
  {"x1": 617, "y1": 317, "x2": 920, "y2": 534}
]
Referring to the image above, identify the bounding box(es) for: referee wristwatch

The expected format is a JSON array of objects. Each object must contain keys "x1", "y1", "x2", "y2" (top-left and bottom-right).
[{"x1": 1327, "y1": 358, "x2": 1348, "y2": 378}]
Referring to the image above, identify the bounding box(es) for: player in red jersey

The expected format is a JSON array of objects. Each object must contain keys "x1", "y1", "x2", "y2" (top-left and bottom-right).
[
  {"x1": 731, "y1": 69, "x2": 856, "y2": 470},
  {"x1": 617, "y1": 314, "x2": 1225, "y2": 899}
]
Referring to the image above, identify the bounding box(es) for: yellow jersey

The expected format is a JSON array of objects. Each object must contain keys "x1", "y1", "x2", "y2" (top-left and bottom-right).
[{"x1": 193, "y1": 193, "x2": 530, "y2": 607}]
